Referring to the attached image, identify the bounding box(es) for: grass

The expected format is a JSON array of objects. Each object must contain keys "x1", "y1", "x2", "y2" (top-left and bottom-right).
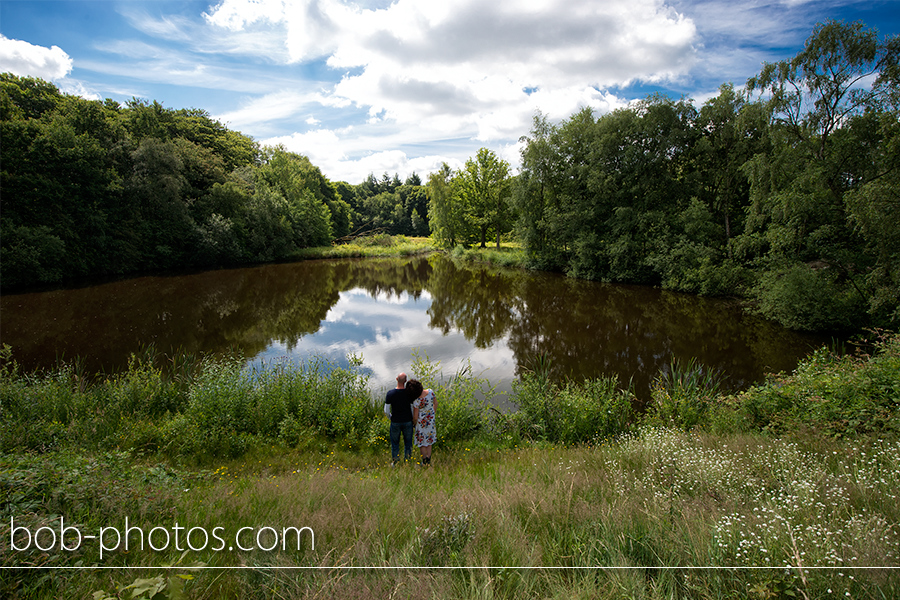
[
  {"x1": 291, "y1": 234, "x2": 435, "y2": 260},
  {"x1": 288, "y1": 233, "x2": 530, "y2": 271},
  {"x1": 1, "y1": 334, "x2": 898, "y2": 598},
  {"x1": 448, "y1": 242, "x2": 529, "y2": 270},
  {"x1": 3, "y1": 432, "x2": 898, "y2": 599}
]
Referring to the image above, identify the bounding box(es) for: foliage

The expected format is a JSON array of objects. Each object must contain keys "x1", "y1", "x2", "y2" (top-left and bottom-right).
[
  {"x1": 0, "y1": 74, "x2": 358, "y2": 289},
  {"x1": 336, "y1": 171, "x2": 429, "y2": 238},
  {"x1": 753, "y1": 261, "x2": 865, "y2": 331},
  {"x1": 92, "y1": 551, "x2": 204, "y2": 600},
  {"x1": 510, "y1": 21, "x2": 899, "y2": 332},
  {"x1": 719, "y1": 331, "x2": 900, "y2": 436},
  {"x1": 417, "y1": 512, "x2": 474, "y2": 566},
  {"x1": 509, "y1": 357, "x2": 636, "y2": 443},
  {"x1": 645, "y1": 356, "x2": 726, "y2": 431},
  {"x1": 457, "y1": 148, "x2": 512, "y2": 249}
]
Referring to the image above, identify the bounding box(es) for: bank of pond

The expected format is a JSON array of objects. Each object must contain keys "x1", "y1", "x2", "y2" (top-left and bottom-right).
[
  {"x1": 1, "y1": 331, "x2": 897, "y2": 460},
  {"x1": 1, "y1": 334, "x2": 898, "y2": 600}
]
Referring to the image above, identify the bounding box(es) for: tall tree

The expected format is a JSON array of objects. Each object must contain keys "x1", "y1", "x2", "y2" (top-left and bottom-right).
[
  {"x1": 515, "y1": 112, "x2": 564, "y2": 266},
  {"x1": 426, "y1": 163, "x2": 462, "y2": 248},
  {"x1": 743, "y1": 20, "x2": 900, "y2": 330},
  {"x1": 458, "y1": 148, "x2": 510, "y2": 248}
]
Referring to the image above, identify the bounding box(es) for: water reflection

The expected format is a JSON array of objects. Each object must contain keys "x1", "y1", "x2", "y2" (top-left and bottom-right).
[{"x1": 0, "y1": 255, "x2": 828, "y2": 402}]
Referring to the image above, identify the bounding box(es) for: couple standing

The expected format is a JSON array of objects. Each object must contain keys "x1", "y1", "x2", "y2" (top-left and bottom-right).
[{"x1": 384, "y1": 372, "x2": 436, "y2": 465}]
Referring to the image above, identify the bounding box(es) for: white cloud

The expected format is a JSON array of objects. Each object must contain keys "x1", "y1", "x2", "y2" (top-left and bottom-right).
[
  {"x1": 202, "y1": 0, "x2": 698, "y2": 180},
  {"x1": 0, "y1": 35, "x2": 73, "y2": 80},
  {"x1": 216, "y1": 90, "x2": 320, "y2": 128},
  {"x1": 56, "y1": 79, "x2": 102, "y2": 101}
]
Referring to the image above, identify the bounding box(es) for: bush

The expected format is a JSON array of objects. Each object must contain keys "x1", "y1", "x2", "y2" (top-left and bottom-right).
[
  {"x1": 754, "y1": 263, "x2": 864, "y2": 331},
  {"x1": 645, "y1": 357, "x2": 725, "y2": 431},
  {"x1": 509, "y1": 358, "x2": 635, "y2": 443},
  {"x1": 728, "y1": 332, "x2": 900, "y2": 436}
]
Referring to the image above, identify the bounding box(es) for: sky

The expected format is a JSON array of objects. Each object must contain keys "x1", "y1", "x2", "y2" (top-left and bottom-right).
[{"x1": 1, "y1": 0, "x2": 898, "y2": 184}]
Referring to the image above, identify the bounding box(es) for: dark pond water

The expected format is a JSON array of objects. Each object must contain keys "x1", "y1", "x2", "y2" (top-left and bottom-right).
[{"x1": 0, "y1": 254, "x2": 829, "y2": 404}]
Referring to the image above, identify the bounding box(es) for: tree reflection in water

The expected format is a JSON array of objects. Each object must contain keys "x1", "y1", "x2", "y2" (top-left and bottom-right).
[{"x1": 0, "y1": 255, "x2": 828, "y2": 402}]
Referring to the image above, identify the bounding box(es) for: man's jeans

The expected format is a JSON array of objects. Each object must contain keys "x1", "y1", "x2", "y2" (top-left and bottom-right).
[{"x1": 389, "y1": 421, "x2": 414, "y2": 462}]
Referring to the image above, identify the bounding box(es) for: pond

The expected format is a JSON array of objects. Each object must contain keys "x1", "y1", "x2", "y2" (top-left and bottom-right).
[{"x1": 0, "y1": 254, "x2": 829, "y2": 404}]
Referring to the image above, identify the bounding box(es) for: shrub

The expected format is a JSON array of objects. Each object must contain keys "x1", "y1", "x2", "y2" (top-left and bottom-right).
[
  {"x1": 510, "y1": 357, "x2": 636, "y2": 443},
  {"x1": 645, "y1": 356, "x2": 725, "y2": 431},
  {"x1": 729, "y1": 331, "x2": 900, "y2": 436},
  {"x1": 753, "y1": 262, "x2": 864, "y2": 331}
]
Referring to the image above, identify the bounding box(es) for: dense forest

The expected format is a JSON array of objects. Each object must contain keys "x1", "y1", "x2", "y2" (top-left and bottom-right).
[
  {"x1": 2, "y1": 20, "x2": 898, "y2": 333},
  {"x1": 0, "y1": 77, "x2": 428, "y2": 288}
]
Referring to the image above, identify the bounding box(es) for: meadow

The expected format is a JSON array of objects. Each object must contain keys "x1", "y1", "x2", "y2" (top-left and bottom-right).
[{"x1": 1, "y1": 332, "x2": 898, "y2": 599}]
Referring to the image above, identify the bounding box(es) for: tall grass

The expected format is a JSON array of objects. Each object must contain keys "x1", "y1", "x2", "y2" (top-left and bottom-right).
[
  {"x1": 508, "y1": 355, "x2": 635, "y2": 444},
  {"x1": 4, "y1": 430, "x2": 898, "y2": 599},
  {"x1": 3, "y1": 332, "x2": 898, "y2": 459},
  {"x1": 645, "y1": 356, "x2": 725, "y2": 430}
]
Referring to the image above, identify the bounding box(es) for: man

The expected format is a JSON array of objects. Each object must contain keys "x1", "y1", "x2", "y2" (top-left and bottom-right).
[{"x1": 384, "y1": 372, "x2": 413, "y2": 464}]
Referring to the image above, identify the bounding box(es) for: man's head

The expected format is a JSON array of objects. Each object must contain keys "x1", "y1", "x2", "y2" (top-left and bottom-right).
[{"x1": 396, "y1": 372, "x2": 407, "y2": 388}]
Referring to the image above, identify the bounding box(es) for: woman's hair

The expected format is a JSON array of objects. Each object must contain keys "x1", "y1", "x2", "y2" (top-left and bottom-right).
[{"x1": 406, "y1": 378, "x2": 423, "y2": 400}]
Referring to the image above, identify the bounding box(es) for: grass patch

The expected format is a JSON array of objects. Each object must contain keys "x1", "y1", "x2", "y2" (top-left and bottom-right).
[
  {"x1": 448, "y1": 243, "x2": 529, "y2": 269},
  {"x1": 3, "y1": 432, "x2": 898, "y2": 598},
  {"x1": 291, "y1": 235, "x2": 435, "y2": 260}
]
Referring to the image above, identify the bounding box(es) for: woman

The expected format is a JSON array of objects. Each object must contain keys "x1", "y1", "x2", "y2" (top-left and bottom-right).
[{"x1": 406, "y1": 379, "x2": 436, "y2": 465}]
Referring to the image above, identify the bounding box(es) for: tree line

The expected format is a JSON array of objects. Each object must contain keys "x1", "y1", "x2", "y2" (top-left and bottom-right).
[
  {"x1": 2, "y1": 20, "x2": 898, "y2": 333},
  {"x1": 0, "y1": 75, "x2": 431, "y2": 288},
  {"x1": 427, "y1": 20, "x2": 900, "y2": 333}
]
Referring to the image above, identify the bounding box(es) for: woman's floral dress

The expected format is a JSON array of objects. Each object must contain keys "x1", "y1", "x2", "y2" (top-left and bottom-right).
[{"x1": 414, "y1": 389, "x2": 436, "y2": 447}]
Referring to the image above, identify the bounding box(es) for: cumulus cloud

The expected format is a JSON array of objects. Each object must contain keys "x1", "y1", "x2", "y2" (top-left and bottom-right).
[
  {"x1": 201, "y1": 0, "x2": 695, "y2": 180},
  {"x1": 0, "y1": 35, "x2": 73, "y2": 80},
  {"x1": 205, "y1": 0, "x2": 697, "y2": 114}
]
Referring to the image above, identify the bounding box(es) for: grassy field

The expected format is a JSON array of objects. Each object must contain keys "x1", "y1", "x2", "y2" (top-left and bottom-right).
[
  {"x1": 291, "y1": 234, "x2": 436, "y2": 260},
  {"x1": 3, "y1": 429, "x2": 898, "y2": 599},
  {"x1": 293, "y1": 234, "x2": 530, "y2": 270}
]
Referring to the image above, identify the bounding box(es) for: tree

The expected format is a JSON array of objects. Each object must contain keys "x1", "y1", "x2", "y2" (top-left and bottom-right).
[
  {"x1": 742, "y1": 20, "x2": 900, "y2": 330},
  {"x1": 426, "y1": 163, "x2": 462, "y2": 248},
  {"x1": 515, "y1": 112, "x2": 565, "y2": 267},
  {"x1": 255, "y1": 147, "x2": 334, "y2": 248},
  {"x1": 458, "y1": 148, "x2": 510, "y2": 248},
  {"x1": 694, "y1": 83, "x2": 768, "y2": 258}
]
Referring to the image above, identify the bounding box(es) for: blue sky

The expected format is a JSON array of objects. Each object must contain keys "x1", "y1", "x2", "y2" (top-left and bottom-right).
[{"x1": 1, "y1": 0, "x2": 898, "y2": 183}]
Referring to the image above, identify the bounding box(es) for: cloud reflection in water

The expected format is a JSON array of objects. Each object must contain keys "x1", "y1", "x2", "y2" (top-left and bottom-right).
[{"x1": 248, "y1": 286, "x2": 517, "y2": 397}]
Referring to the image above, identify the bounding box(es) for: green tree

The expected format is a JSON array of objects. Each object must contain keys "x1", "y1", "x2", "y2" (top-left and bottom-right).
[
  {"x1": 515, "y1": 112, "x2": 566, "y2": 268},
  {"x1": 743, "y1": 20, "x2": 900, "y2": 329},
  {"x1": 695, "y1": 83, "x2": 768, "y2": 258},
  {"x1": 458, "y1": 148, "x2": 510, "y2": 248},
  {"x1": 427, "y1": 163, "x2": 464, "y2": 248},
  {"x1": 255, "y1": 147, "x2": 334, "y2": 248}
]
